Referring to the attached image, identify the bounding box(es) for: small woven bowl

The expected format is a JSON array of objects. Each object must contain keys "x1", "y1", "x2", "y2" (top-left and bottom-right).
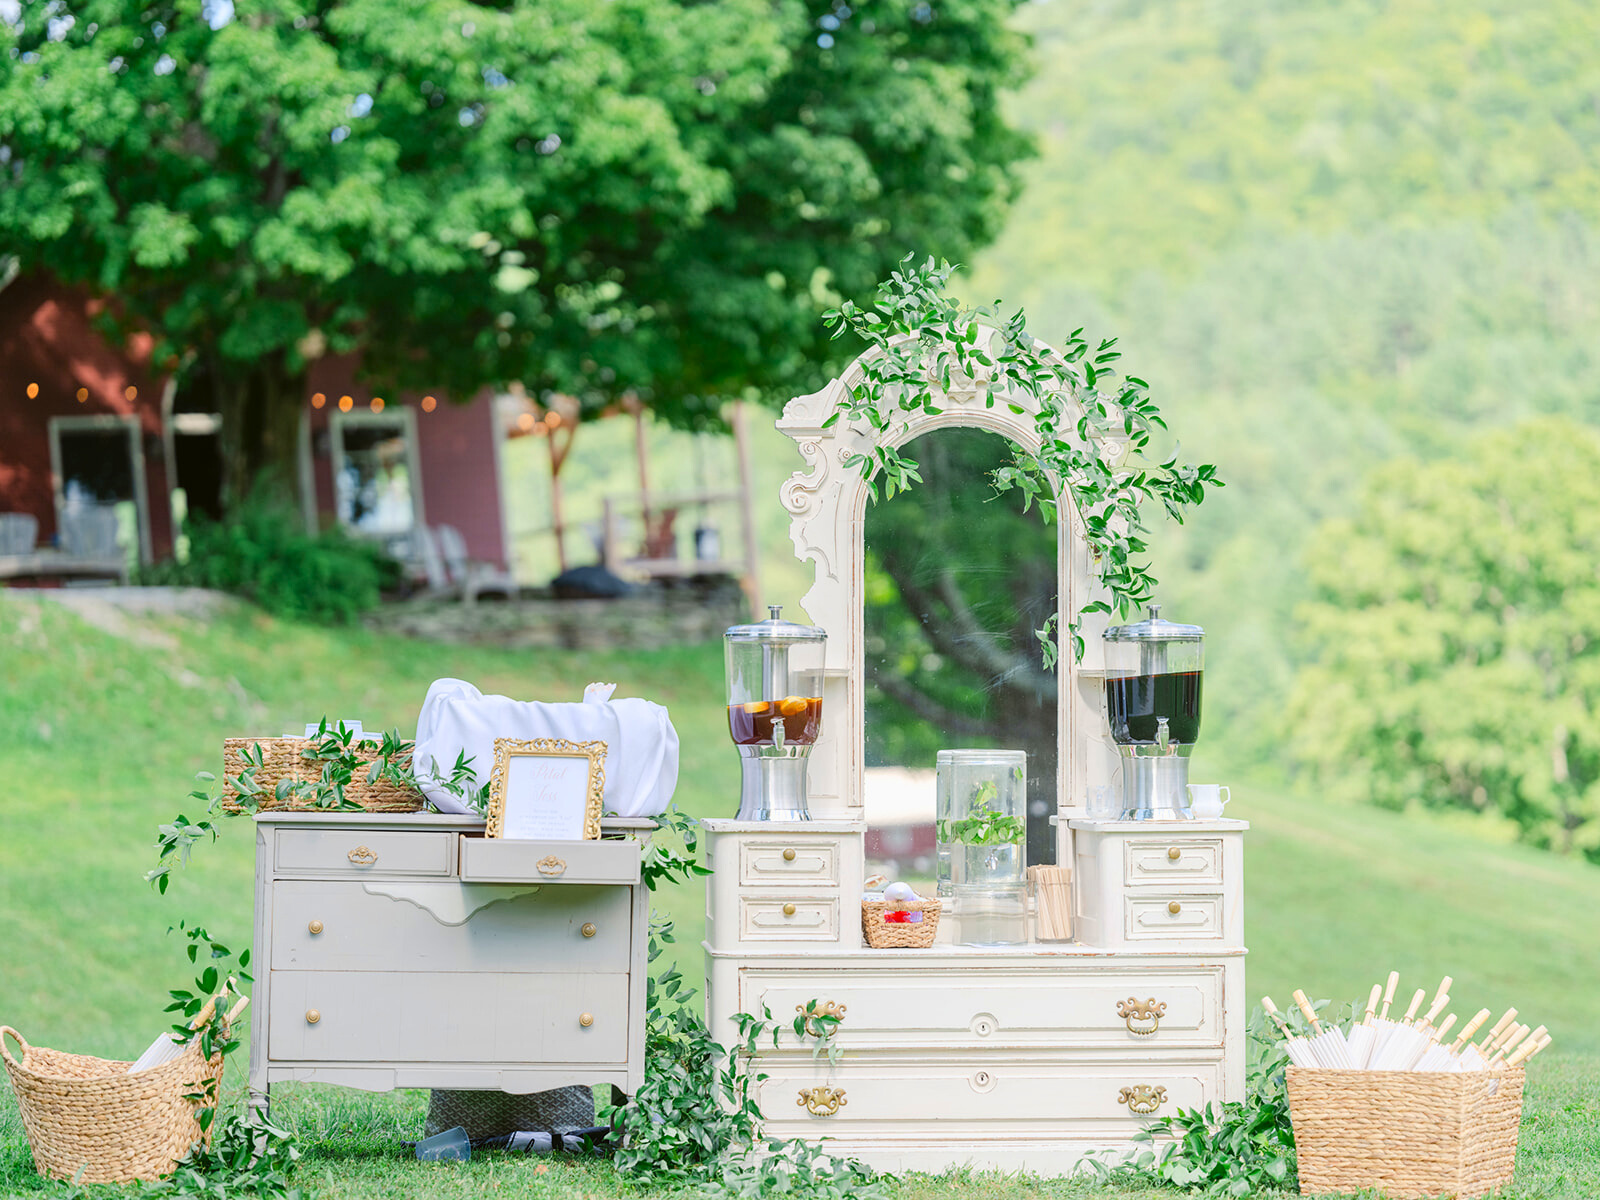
[{"x1": 861, "y1": 898, "x2": 941, "y2": 948}]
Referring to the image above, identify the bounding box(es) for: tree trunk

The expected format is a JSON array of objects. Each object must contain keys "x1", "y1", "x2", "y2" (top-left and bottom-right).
[{"x1": 215, "y1": 349, "x2": 306, "y2": 514}]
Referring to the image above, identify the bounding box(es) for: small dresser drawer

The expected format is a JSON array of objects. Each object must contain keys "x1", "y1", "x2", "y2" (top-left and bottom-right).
[
  {"x1": 458, "y1": 836, "x2": 640, "y2": 885},
  {"x1": 745, "y1": 967, "x2": 1222, "y2": 1047},
  {"x1": 740, "y1": 897, "x2": 839, "y2": 941},
  {"x1": 268, "y1": 970, "x2": 629, "y2": 1064},
  {"x1": 757, "y1": 1056, "x2": 1221, "y2": 1135},
  {"x1": 272, "y1": 881, "x2": 632, "y2": 973},
  {"x1": 1125, "y1": 838, "x2": 1222, "y2": 886},
  {"x1": 1125, "y1": 894, "x2": 1223, "y2": 940},
  {"x1": 739, "y1": 840, "x2": 840, "y2": 887},
  {"x1": 275, "y1": 829, "x2": 454, "y2": 878}
]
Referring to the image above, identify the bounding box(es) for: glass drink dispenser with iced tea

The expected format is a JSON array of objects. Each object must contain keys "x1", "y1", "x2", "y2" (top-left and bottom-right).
[
  {"x1": 725, "y1": 605, "x2": 827, "y2": 821},
  {"x1": 1103, "y1": 605, "x2": 1204, "y2": 819}
]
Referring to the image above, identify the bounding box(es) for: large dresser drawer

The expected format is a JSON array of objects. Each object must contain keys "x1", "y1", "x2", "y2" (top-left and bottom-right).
[
  {"x1": 756, "y1": 1056, "x2": 1222, "y2": 1137},
  {"x1": 267, "y1": 970, "x2": 629, "y2": 1063},
  {"x1": 743, "y1": 967, "x2": 1223, "y2": 1048},
  {"x1": 271, "y1": 881, "x2": 632, "y2": 973},
  {"x1": 458, "y1": 836, "x2": 640, "y2": 885},
  {"x1": 274, "y1": 829, "x2": 455, "y2": 878}
]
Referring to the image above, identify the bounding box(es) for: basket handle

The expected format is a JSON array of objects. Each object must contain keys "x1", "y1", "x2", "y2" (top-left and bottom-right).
[{"x1": 0, "y1": 1027, "x2": 29, "y2": 1070}]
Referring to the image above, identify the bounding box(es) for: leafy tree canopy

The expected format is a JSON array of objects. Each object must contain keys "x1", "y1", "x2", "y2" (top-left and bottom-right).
[
  {"x1": 1287, "y1": 417, "x2": 1600, "y2": 862},
  {"x1": 0, "y1": 0, "x2": 1032, "y2": 485}
]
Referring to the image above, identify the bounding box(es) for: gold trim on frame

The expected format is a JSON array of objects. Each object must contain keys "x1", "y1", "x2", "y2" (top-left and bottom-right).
[{"x1": 486, "y1": 737, "x2": 607, "y2": 840}]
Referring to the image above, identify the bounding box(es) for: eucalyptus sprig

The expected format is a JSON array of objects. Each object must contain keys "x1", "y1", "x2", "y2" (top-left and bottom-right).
[{"x1": 822, "y1": 253, "x2": 1223, "y2": 660}]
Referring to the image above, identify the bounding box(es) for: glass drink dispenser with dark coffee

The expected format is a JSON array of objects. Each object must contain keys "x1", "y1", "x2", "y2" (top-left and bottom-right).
[
  {"x1": 725, "y1": 605, "x2": 827, "y2": 821},
  {"x1": 1103, "y1": 606, "x2": 1204, "y2": 820}
]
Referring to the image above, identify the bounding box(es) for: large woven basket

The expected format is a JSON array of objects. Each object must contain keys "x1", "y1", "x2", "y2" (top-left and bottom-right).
[
  {"x1": 1287, "y1": 1066, "x2": 1525, "y2": 1199},
  {"x1": 221, "y1": 737, "x2": 424, "y2": 813},
  {"x1": 1, "y1": 1026, "x2": 225, "y2": 1184},
  {"x1": 861, "y1": 898, "x2": 941, "y2": 948}
]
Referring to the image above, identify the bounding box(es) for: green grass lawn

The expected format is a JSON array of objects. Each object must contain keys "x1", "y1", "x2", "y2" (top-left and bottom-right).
[{"x1": 2, "y1": 592, "x2": 1597, "y2": 1197}]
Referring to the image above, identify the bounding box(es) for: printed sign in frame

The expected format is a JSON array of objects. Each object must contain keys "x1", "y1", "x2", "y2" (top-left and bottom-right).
[{"x1": 486, "y1": 737, "x2": 607, "y2": 840}]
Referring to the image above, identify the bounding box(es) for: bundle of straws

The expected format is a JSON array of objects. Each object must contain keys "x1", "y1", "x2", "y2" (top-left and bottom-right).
[{"x1": 1262, "y1": 972, "x2": 1551, "y2": 1072}]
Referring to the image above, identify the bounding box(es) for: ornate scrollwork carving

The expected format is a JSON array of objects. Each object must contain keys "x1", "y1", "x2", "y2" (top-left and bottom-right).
[{"x1": 1117, "y1": 997, "x2": 1168, "y2": 1036}]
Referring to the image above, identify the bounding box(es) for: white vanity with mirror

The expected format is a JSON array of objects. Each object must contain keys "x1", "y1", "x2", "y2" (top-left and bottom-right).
[{"x1": 703, "y1": 334, "x2": 1247, "y2": 1173}]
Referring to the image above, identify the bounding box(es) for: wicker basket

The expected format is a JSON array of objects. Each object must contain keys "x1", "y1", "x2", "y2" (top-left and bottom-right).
[
  {"x1": 1, "y1": 1026, "x2": 225, "y2": 1184},
  {"x1": 221, "y1": 737, "x2": 425, "y2": 813},
  {"x1": 861, "y1": 898, "x2": 941, "y2": 948},
  {"x1": 1287, "y1": 1066, "x2": 1525, "y2": 1199}
]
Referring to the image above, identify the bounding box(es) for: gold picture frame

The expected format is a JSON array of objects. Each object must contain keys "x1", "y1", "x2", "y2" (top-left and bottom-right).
[{"x1": 486, "y1": 737, "x2": 607, "y2": 840}]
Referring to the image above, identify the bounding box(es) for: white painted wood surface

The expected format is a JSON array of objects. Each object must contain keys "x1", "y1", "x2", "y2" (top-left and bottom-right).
[{"x1": 248, "y1": 813, "x2": 652, "y2": 1116}]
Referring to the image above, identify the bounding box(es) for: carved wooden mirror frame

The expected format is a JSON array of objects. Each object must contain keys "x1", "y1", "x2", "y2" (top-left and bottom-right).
[{"x1": 776, "y1": 333, "x2": 1120, "y2": 857}]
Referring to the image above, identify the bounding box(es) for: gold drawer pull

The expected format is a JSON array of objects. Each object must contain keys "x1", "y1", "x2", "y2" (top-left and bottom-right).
[
  {"x1": 579, "y1": 1013, "x2": 594, "y2": 1028},
  {"x1": 797, "y1": 1086, "x2": 846, "y2": 1116},
  {"x1": 1168, "y1": 901, "x2": 1183, "y2": 915},
  {"x1": 305, "y1": 1009, "x2": 321, "y2": 1025},
  {"x1": 796, "y1": 1000, "x2": 847, "y2": 1038},
  {"x1": 782, "y1": 848, "x2": 797, "y2": 861},
  {"x1": 347, "y1": 846, "x2": 378, "y2": 866},
  {"x1": 581, "y1": 923, "x2": 597, "y2": 938},
  {"x1": 1167, "y1": 847, "x2": 1182, "y2": 861},
  {"x1": 307, "y1": 919, "x2": 324, "y2": 935},
  {"x1": 782, "y1": 903, "x2": 797, "y2": 916},
  {"x1": 1117, "y1": 997, "x2": 1167, "y2": 1036},
  {"x1": 1119, "y1": 1084, "x2": 1167, "y2": 1114},
  {"x1": 537, "y1": 855, "x2": 567, "y2": 876}
]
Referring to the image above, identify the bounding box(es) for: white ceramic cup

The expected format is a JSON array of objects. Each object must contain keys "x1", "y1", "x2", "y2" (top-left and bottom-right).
[{"x1": 1187, "y1": 783, "x2": 1230, "y2": 819}]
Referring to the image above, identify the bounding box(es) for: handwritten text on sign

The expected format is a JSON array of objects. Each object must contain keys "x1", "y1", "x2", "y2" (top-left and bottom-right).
[{"x1": 501, "y1": 754, "x2": 595, "y2": 840}]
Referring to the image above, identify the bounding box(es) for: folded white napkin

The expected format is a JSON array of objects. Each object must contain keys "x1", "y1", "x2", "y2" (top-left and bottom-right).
[{"x1": 412, "y1": 678, "x2": 679, "y2": 817}]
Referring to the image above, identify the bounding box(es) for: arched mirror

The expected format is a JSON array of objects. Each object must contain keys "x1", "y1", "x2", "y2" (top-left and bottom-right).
[{"x1": 861, "y1": 428, "x2": 1059, "y2": 875}]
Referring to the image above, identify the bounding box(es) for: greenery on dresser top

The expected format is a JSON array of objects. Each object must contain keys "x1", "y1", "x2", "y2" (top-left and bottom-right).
[{"x1": 821, "y1": 254, "x2": 1223, "y2": 661}]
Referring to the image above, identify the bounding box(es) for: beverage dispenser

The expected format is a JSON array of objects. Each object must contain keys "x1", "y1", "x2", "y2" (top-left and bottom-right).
[
  {"x1": 724, "y1": 605, "x2": 827, "y2": 821},
  {"x1": 1103, "y1": 605, "x2": 1204, "y2": 820}
]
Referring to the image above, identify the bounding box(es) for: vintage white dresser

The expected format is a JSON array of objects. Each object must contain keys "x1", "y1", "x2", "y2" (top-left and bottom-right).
[
  {"x1": 702, "y1": 333, "x2": 1251, "y2": 1173},
  {"x1": 247, "y1": 812, "x2": 652, "y2": 1117}
]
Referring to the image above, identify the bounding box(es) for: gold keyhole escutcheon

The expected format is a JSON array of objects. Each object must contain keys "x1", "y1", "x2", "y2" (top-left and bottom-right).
[
  {"x1": 579, "y1": 1013, "x2": 594, "y2": 1028},
  {"x1": 782, "y1": 848, "x2": 797, "y2": 861},
  {"x1": 1119, "y1": 1085, "x2": 1167, "y2": 1115},
  {"x1": 581, "y1": 923, "x2": 597, "y2": 938},
  {"x1": 797, "y1": 1087, "x2": 847, "y2": 1116},
  {"x1": 305, "y1": 1009, "x2": 321, "y2": 1025},
  {"x1": 1167, "y1": 847, "x2": 1182, "y2": 861},
  {"x1": 1117, "y1": 997, "x2": 1167, "y2": 1036},
  {"x1": 782, "y1": 903, "x2": 797, "y2": 916},
  {"x1": 1168, "y1": 901, "x2": 1183, "y2": 915},
  {"x1": 307, "y1": 919, "x2": 324, "y2": 935}
]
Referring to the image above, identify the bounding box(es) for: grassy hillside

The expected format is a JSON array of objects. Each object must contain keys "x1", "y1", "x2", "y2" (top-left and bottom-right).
[{"x1": 2, "y1": 596, "x2": 1598, "y2": 1198}]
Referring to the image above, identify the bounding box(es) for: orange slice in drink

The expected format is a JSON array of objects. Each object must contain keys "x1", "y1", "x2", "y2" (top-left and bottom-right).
[
  {"x1": 777, "y1": 696, "x2": 810, "y2": 717},
  {"x1": 742, "y1": 701, "x2": 772, "y2": 715}
]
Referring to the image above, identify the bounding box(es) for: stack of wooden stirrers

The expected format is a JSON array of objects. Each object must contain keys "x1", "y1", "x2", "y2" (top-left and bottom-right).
[{"x1": 1262, "y1": 971, "x2": 1551, "y2": 1072}]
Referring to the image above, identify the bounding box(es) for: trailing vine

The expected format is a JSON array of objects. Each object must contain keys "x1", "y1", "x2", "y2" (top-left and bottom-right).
[{"x1": 822, "y1": 253, "x2": 1222, "y2": 661}]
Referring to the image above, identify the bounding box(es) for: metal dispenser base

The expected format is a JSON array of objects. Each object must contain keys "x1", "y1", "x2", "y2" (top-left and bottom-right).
[
  {"x1": 735, "y1": 747, "x2": 813, "y2": 822},
  {"x1": 1117, "y1": 748, "x2": 1193, "y2": 821}
]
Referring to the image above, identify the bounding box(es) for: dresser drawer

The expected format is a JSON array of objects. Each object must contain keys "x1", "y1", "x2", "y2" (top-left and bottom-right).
[
  {"x1": 743, "y1": 967, "x2": 1222, "y2": 1048},
  {"x1": 739, "y1": 840, "x2": 840, "y2": 887},
  {"x1": 739, "y1": 897, "x2": 839, "y2": 941},
  {"x1": 1125, "y1": 894, "x2": 1223, "y2": 940},
  {"x1": 274, "y1": 829, "x2": 454, "y2": 878},
  {"x1": 458, "y1": 836, "x2": 640, "y2": 885},
  {"x1": 271, "y1": 881, "x2": 632, "y2": 973},
  {"x1": 756, "y1": 1056, "x2": 1221, "y2": 1136},
  {"x1": 267, "y1": 970, "x2": 628, "y2": 1063},
  {"x1": 1124, "y1": 838, "x2": 1222, "y2": 886}
]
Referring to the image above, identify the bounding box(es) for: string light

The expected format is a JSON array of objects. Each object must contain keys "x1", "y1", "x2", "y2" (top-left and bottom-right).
[
  {"x1": 546, "y1": 410, "x2": 563, "y2": 428},
  {"x1": 125, "y1": 385, "x2": 138, "y2": 400},
  {"x1": 76, "y1": 388, "x2": 88, "y2": 402},
  {"x1": 370, "y1": 397, "x2": 385, "y2": 413},
  {"x1": 421, "y1": 395, "x2": 437, "y2": 412},
  {"x1": 338, "y1": 395, "x2": 354, "y2": 412},
  {"x1": 516, "y1": 412, "x2": 535, "y2": 432},
  {"x1": 26, "y1": 382, "x2": 38, "y2": 399},
  {"x1": 312, "y1": 392, "x2": 327, "y2": 409}
]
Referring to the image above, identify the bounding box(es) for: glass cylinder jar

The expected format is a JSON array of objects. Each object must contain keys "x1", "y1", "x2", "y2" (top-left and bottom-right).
[{"x1": 935, "y1": 749, "x2": 1027, "y2": 896}]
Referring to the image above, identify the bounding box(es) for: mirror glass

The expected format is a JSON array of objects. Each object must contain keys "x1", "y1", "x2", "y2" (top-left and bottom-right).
[{"x1": 862, "y1": 427, "x2": 1059, "y2": 879}]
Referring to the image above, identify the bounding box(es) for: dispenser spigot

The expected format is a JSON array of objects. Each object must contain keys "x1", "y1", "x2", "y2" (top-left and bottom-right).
[{"x1": 1156, "y1": 716, "x2": 1170, "y2": 751}]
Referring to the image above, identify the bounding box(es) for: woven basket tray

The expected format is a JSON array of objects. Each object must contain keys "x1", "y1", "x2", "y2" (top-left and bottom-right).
[
  {"x1": 221, "y1": 737, "x2": 425, "y2": 813},
  {"x1": 861, "y1": 898, "x2": 941, "y2": 948},
  {"x1": 1287, "y1": 1066, "x2": 1525, "y2": 1199},
  {"x1": 1, "y1": 1026, "x2": 224, "y2": 1184}
]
